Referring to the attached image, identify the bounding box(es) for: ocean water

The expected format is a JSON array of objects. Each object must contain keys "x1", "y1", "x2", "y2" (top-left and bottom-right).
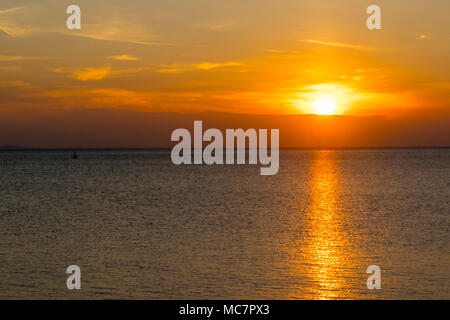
[{"x1": 0, "y1": 149, "x2": 448, "y2": 299}]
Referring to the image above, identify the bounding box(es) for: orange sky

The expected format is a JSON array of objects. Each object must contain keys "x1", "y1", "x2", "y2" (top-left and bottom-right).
[{"x1": 0, "y1": 0, "x2": 449, "y2": 147}]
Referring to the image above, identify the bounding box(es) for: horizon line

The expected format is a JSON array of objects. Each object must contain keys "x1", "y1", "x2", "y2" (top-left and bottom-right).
[{"x1": 1, "y1": 146, "x2": 449, "y2": 151}]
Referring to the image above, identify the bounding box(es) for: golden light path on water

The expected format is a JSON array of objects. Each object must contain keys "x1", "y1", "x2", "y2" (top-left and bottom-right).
[
  {"x1": 289, "y1": 150, "x2": 356, "y2": 299},
  {"x1": 308, "y1": 151, "x2": 347, "y2": 298}
]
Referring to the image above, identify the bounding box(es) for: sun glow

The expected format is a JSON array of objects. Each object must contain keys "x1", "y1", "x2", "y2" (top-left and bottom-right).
[
  {"x1": 313, "y1": 99, "x2": 336, "y2": 115},
  {"x1": 291, "y1": 83, "x2": 367, "y2": 115}
]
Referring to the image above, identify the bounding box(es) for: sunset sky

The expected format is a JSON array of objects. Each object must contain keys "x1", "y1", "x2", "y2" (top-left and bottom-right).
[{"x1": 0, "y1": 0, "x2": 449, "y2": 148}]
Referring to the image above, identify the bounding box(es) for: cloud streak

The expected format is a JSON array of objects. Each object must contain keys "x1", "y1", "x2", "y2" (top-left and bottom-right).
[
  {"x1": 0, "y1": 56, "x2": 52, "y2": 61},
  {"x1": 54, "y1": 66, "x2": 153, "y2": 81},
  {"x1": 108, "y1": 54, "x2": 140, "y2": 61},
  {"x1": 0, "y1": 7, "x2": 24, "y2": 15},
  {"x1": 303, "y1": 39, "x2": 373, "y2": 51},
  {"x1": 157, "y1": 61, "x2": 243, "y2": 74},
  {"x1": 0, "y1": 29, "x2": 12, "y2": 38},
  {"x1": 68, "y1": 32, "x2": 169, "y2": 46}
]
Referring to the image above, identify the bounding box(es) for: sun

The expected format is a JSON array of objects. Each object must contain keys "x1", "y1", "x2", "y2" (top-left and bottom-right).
[
  {"x1": 313, "y1": 99, "x2": 336, "y2": 115},
  {"x1": 292, "y1": 83, "x2": 356, "y2": 115}
]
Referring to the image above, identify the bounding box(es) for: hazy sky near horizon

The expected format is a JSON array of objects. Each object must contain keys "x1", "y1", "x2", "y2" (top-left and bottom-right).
[{"x1": 0, "y1": 0, "x2": 449, "y2": 146}]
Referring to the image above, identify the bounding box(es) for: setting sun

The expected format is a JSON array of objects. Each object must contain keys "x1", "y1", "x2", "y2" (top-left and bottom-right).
[
  {"x1": 291, "y1": 83, "x2": 361, "y2": 115},
  {"x1": 314, "y1": 99, "x2": 336, "y2": 115}
]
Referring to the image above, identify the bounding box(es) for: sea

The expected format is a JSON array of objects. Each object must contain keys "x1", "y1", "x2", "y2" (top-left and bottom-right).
[{"x1": 0, "y1": 148, "x2": 448, "y2": 299}]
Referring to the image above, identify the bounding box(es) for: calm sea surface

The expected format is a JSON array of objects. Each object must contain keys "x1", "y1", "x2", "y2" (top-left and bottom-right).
[{"x1": 0, "y1": 149, "x2": 448, "y2": 299}]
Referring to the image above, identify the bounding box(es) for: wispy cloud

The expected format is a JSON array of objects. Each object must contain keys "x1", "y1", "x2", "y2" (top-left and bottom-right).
[
  {"x1": 416, "y1": 34, "x2": 450, "y2": 40},
  {"x1": 71, "y1": 66, "x2": 114, "y2": 81},
  {"x1": 0, "y1": 7, "x2": 168, "y2": 45},
  {"x1": 157, "y1": 61, "x2": 243, "y2": 74},
  {"x1": 156, "y1": 65, "x2": 193, "y2": 74},
  {"x1": 69, "y1": 32, "x2": 168, "y2": 46},
  {"x1": 196, "y1": 21, "x2": 235, "y2": 31},
  {"x1": 303, "y1": 39, "x2": 372, "y2": 51},
  {"x1": 0, "y1": 6, "x2": 36, "y2": 38},
  {"x1": 0, "y1": 80, "x2": 34, "y2": 88},
  {"x1": 66, "y1": 21, "x2": 170, "y2": 46},
  {"x1": 417, "y1": 34, "x2": 430, "y2": 40},
  {"x1": 0, "y1": 7, "x2": 24, "y2": 15},
  {"x1": 108, "y1": 54, "x2": 140, "y2": 61},
  {"x1": 44, "y1": 87, "x2": 158, "y2": 111},
  {"x1": 0, "y1": 66, "x2": 21, "y2": 71},
  {"x1": 259, "y1": 49, "x2": 292, "y2": 54},
  {"x1": 0, "y1": 25, "x2": 41, "y2": 38},
  {"x1": 54, "y1": 65, "x2": 153, "y2": 81},
  {"x1": 194, "y1": 62, "x2": 242, "y2": 70},
  {"x1": 0, "y1": 29, "x2": 12, "y2": 38},
  {"x1": 0, "y1": 56, "x2": 52, "y2": 61}
]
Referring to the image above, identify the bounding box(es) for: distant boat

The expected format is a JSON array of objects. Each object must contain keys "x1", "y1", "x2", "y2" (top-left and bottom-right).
[{"x1": 72, "y1": 152, "x2": 78, "y2": 159}]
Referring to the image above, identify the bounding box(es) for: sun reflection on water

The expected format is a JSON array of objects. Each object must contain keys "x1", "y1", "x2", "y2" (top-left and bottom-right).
[
  {"x1": 304, "y1": 150, "x2": 353, "y2": 299},
  {"x1": 286, "y1": 150, "x2": 356, "y2": 299}
]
